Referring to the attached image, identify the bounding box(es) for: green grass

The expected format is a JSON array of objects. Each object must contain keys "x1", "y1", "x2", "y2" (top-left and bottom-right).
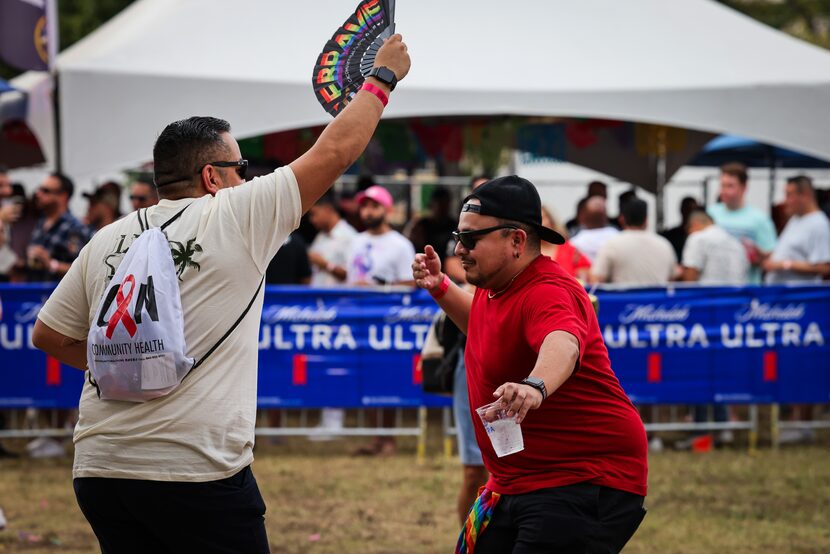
[{"x1": 0, "y1": 441, "x2": 828, "y2": 553}]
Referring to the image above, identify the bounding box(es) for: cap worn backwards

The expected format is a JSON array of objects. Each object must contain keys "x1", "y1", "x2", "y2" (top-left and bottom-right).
[{"x1": 462, "y1": 175, "x2": 565, "y2": 245}]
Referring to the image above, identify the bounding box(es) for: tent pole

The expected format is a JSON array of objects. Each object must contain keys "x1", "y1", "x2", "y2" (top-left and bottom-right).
[
  {"x1": 655, "y1": 126, "x2": 667, "y2": 230},
  {"x1": 52, "y1": 71, "x2": 62, "y2": 173}
]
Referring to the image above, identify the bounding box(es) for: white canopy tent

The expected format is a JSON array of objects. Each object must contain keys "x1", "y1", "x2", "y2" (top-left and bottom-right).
[{"x1": 22, "y1": 0, "x2": 830, "y2": 185}]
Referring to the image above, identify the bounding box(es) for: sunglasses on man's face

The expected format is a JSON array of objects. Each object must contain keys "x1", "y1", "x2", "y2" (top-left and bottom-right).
[
  {"x1": 452, "y1": 225, "x2": 518, "y2": 250},
  {"x1": 204, "y1": 159, "x2": 248, "y2": 181},
  {"x1": 130, "y1": 195, "x2": 148, "y2": 202},
  {"x1": 37, "y1": 187, "x2": 62, "y2": 196}
]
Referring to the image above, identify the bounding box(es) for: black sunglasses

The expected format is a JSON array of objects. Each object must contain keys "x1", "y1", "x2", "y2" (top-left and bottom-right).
[
  {"x1": 129, "y1": 195, "x2": 148, "y2": 202},
  {"x1": 452, "y1": 225, "x2": 518, "y2": 250},
  {"x1": 203, "y1": 159, "x2": 248, "y2": 180},
  {"x1": 155, "y1": 159, "x2": 249, "y2": 188}
]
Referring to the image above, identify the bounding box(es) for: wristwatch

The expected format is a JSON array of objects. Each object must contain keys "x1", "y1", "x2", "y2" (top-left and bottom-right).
[
  {"x1": 367, "y1": 66, "x2": 397, "y2": 91},
  {"x1": 522, "y1": 377, "x2": 547, "y2": 401}
]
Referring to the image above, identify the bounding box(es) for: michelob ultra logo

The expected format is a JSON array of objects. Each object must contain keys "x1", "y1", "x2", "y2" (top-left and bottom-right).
[{"x1": 95, "y1": 274, "x2": 159, "y2": 339}]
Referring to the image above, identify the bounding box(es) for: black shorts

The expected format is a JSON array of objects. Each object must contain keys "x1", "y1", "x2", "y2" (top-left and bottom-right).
[
  {"x1": 74, "y1": 465, "x2": 269, "y2": 554},
  {"x1": 475, "y1": 482, "x2": 646, "y2": 554}
]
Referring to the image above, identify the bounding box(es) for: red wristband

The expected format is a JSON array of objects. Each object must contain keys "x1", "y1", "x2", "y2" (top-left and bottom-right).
[
  {"x1": 361, "y1": 82, "x2": 389, "y2": 107},
  {"x1": 429, "y1": 273, "x2": 450, "y2": 300}
]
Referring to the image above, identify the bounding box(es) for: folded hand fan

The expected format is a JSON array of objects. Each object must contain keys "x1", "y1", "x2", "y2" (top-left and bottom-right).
[{"x1": 312, "y1": 0, "x2": 396, "y2": 116}]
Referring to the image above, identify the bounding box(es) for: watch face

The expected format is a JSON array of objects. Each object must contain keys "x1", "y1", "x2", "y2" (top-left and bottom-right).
[
  {"x1": 377, "y1": 67, "x2": 394, "y2": 81},
  {"x1": 371, "y1": 67, "x2": 396, "y2": 89}
]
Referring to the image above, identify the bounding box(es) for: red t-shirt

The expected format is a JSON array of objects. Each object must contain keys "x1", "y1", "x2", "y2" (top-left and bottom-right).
[
  {"x1": 466, "y1": 255, "x2": 648, "y2": 496},
  {"x1": 553, "y1": 241, "x2": 591, "y2": 278}
]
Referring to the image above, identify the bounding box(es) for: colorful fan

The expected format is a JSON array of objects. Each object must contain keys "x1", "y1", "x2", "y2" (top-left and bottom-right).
[{"x1": 312, "y1": 0, "x2": 396, "y2": 117}]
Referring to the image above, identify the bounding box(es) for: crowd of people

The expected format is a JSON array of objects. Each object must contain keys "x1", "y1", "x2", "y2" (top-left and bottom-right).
[
  {"x1": 3, "y1": 29, "x2": 828, "y2": 551},
  {"x1": 4, "y1": 161, "x2": 829, "y2": 290}
]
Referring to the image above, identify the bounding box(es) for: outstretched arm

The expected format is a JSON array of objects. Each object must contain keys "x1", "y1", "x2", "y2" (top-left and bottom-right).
[{"x1": 290, "y1": 35, "x2": 411, "y2": 213}]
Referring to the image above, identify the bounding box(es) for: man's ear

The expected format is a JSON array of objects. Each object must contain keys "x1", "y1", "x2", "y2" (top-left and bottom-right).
[{"x1": 199, "y1": 165, "x2": 220, "y2": 196}]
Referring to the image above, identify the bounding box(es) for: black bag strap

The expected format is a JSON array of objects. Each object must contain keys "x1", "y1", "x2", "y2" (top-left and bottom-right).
[
  {"x1": 136, "y1": 204, "x2": 191, "y2": 233},
  {"x1": 187, "y1": 276, "x2": 265, "y2": 373}
]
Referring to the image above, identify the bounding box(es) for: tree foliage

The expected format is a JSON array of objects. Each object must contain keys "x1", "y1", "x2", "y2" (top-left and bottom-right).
[{"x1": 718, "y1": 0, "x2": 830, "y2": 49}]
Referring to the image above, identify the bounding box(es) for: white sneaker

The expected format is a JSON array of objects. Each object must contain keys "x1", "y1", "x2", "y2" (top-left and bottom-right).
[
  {"x1": 0, "y1": 507, "x2": 7, "y2": 530},
  {"x1": 648, "y1": 437, "x2": 664, "y2": 453},
  {"x1": 26, "y1": 437, "x2": 66, "y2": 458},
  {"x1": 308, "y1": 408, "x2": 345, "y2": 441},
  {"x1": 717, "y1": 430, "x2": 735, "y2": 444}
]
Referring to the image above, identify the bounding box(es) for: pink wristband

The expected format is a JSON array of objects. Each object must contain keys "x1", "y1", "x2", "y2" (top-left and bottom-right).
[
  {"x1": 430, "y1": 273, "x2": 450, "y2": 300},
  {"x1": 361, "y1": 82, "x2": 389, "y2": 107}
]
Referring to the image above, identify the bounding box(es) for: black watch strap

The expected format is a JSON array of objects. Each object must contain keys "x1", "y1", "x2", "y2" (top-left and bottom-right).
[
  {"x1": 367, "y1": 66, "x2": 397, "y2": 91},
  {"x1": 522, "y1": 377, "x2": 547, "y2": 401}
]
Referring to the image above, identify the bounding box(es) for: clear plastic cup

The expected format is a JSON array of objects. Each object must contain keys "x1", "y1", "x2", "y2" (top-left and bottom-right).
[{"x1": 475, "y1": 400, "x2": 525, "y2": 457}]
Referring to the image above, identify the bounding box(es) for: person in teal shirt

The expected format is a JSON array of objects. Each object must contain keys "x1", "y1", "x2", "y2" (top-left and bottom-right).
[{"x1": 707, "y1": 162, "x2": 777, "y2": 284}]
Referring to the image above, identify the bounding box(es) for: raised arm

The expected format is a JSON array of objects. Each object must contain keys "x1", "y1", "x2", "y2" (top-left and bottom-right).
[
  {"x1": 412, "y1": 245, "x2": 473, "y2": 334},
  {"x1": 290, "y1": 35, "x2": 411, "y2": 213}
]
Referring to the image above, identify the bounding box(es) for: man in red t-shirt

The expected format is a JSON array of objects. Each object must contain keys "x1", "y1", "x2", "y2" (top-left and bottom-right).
[{"x1": 412, "y1": 175, "x2": 647, "y2": 553}]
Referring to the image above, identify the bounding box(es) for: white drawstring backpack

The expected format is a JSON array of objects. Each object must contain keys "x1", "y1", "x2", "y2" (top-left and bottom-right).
[{"x1": 86, "y1": 207, "x2": 263, "y2": 402}]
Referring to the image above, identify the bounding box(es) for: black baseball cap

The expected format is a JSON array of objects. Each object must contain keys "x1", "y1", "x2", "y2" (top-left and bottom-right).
[{"x1": 462, "y1": 175, "x2": 565, "y2": 245}]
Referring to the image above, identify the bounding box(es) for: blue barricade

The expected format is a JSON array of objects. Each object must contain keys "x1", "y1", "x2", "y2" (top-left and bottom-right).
[{"x1": 0, "y1": 284, "x2": 828, "y2": 408}]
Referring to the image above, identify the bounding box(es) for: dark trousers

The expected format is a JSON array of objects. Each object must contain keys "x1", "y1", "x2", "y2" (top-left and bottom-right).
[
  {"x1": 475, "y1": 483, "x2": 646, "y2": 554},
  {"x1": 74, "y1": 465, "x2": 269, "y2": 554}
]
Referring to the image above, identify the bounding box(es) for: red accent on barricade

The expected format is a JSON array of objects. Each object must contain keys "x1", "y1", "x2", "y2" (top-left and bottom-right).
[
  {"x1": 763, "y1": 351, "x2": 778, "y2": 382},
  {"x1": 292, "y1": 354, "x2": 307, "y2": 386},
  {"x1": 46, "y1": 356, "x2": 61, "y2": 386},
  {"x1": 647, "y1": 353, "x2": 662, "y2": 383},
  {"x1": 412, "y1": 354, "x2": 422, "y2": 385}
]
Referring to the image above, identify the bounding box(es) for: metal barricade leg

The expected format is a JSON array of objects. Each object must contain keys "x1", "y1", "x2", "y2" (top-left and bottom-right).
[
  {"x1": 748, "y1": 404, "x2": 758, "y2": 454},
  {"x1": 443, "y1": 407, "x2": 453, "y2": 461},
  {"x1": 417, "y1": 407, "x2": 427, "y2": 463},
  {"x1": 771, "y1": 403, "x2": 780, "y2": 450}
]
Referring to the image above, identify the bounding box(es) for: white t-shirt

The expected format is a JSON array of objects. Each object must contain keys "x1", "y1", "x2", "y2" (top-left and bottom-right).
[
  {"x1": 37, "y1": 167, "x2": 302, "y2": 482},
  {"x1": 346, "y1": 230, "x2": 415, "y2": 285},
  {"x1": 682, "y1": 225, "x2": 749, "y2": 284},
  {"x1": 570, "y1": 226, "x2": 620, "y2": 262},
  {"x1": 766, "y1": 210, "x2": 830, "y2": 284},
  {"x1": 309, "y1": 219, "x2": 357, "y2": 287},
  {"x1": 593, "y1": 230, "x2": 677, "y2": 285}
]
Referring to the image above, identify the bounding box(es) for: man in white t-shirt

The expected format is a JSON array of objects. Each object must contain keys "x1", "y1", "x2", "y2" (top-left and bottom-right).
[
  {"x1": 307, "y1": 193, "x2": 357, "y2": 435},
  {"x1": 31, "y1": 36, "x2": 410, "y2": 553},
  {"x1": 570, "y1": 196, "x2": 619, "y2": 262},
  {"x1": 681, "y1": 209, "x2": 748, "y2": 284},
  {"x1": 347, "y1": 184, "x2": 415, "y2": 456},
  {"x1": 347, "y1": 185, "x2": 416, "y2": 287},
  {"x1": 764, "y1": 175, "x2": 830, "y2": 284},
  {"x1": 591, "y1": 198, "x2": 676, "y2": 285},
  {"x1": 308, "y1": 192, "x2": 357, "y2": 287}
]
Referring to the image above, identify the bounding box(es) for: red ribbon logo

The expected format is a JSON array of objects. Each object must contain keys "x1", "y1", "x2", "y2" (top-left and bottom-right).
[{"x1": 105, "y1": 275, "x2": 137, "y2": 339}]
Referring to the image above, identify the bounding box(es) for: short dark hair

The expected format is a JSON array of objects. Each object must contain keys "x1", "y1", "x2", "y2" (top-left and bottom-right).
[
  {"x1": 721, "y1": 162, "x2": 748, "y2": 185},
  {"x1": 153, "y1": 116, "x2": 232, "y2": 189},
  {"x1": 622, "y1": 197, "x2": 648, "y2": 227},
  {"x1": 687, "y1": 208, "x2": 713, "y2": 226},
  {"x1": 50, "y1": 172, "x2": 75, "y2": 198},
  {"x1": 787, "y1": 175, "x2": 814, "y2": 196},
  {"x1": 587, "y1": 180, "x2": 608, "y2": 198},
  {"x1": 618, "y1": 189, "x2": 637, "y2": 210},
  {"x1": 498, "y1": 218, "x2": 541, "y2": 253}
]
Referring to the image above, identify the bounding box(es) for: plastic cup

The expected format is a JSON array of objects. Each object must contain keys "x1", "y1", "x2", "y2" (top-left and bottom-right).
[{"x1": 475, "y1": 401, "x2": 524, "y2": 457}]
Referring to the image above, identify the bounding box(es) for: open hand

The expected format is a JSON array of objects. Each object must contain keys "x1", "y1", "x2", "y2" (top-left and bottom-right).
[{"x1": 412, "y1": 245, "x2": 443, "y2": 291}]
